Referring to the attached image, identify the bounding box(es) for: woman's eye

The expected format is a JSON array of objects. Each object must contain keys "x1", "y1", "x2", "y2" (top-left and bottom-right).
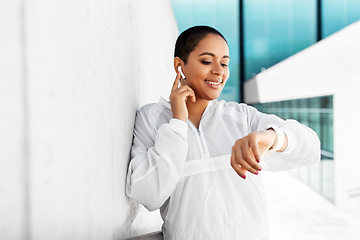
[
  {"x1": 201, "y1": 61, "x2": 211, "y2": 65},
  {"x1": 221, "y1": 63, "x2": 229, "y2": 67}
]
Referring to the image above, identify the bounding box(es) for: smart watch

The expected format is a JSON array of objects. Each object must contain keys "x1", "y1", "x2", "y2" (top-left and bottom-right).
[{"x1": 265, "y1": 124, "x2": 285, "y2": 151}]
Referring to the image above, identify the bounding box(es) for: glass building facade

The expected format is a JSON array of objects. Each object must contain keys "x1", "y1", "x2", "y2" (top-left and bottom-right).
[
  {"x1": 244, "y1": 0, "x2": 317, "y2": 80},
  {"x1": 322, "y1": 0, "x2": 360, "y2": 38},
  {"x1": 171, "y1": 0, "x2": 360, "y2": 201},
  {"x1": 244, "y1": 0, "x2": 360, "y2": 82}
]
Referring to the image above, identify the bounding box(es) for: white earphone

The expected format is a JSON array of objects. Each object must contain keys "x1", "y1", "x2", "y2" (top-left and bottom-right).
[{"x1": 178, "y1": 66, "x2": 186, "y2": 79}]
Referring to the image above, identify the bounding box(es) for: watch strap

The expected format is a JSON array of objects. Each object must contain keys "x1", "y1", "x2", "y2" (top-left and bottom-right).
[{"x1": 265, "y1": 124, "x2": 285, "y2": 151}]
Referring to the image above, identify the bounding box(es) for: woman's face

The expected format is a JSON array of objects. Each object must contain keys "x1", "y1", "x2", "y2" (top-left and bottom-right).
[{"x1": 182, "y1": 33, "x2": 230, "y2": 101}]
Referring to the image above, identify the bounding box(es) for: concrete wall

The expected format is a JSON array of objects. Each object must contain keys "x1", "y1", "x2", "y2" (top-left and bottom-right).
[
  {"x1": 244, "y1": 20, "x2": 360, "y2": 210},
  {"x1": 0, "y1": 0, "x2": 178, "y2": 239}
]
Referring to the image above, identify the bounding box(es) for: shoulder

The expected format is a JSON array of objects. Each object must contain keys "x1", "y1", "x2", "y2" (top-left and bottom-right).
[
  {"x1": 136, "y1": 99, "x2": 172, "y2": 129},
  {"x1": 137, "y1": 100, "x2": 169, "y2": 118},
  {"x1": 137, "y1": 102, "x2": 159, "y2": 115},
  {"x1": 214, "y1": 100, "x2": 260, "y2": 116}
]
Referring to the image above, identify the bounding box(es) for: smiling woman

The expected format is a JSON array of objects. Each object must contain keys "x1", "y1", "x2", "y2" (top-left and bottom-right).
[
  {"x1": 172, "y1": 33, "x2": 230, "y2": 127},
  {"x1": 181, "y1": 36, "x2": 230, "y2": 95},
  {"x1": 126, "y1": 26, "x2": 321, "y2": 240}
]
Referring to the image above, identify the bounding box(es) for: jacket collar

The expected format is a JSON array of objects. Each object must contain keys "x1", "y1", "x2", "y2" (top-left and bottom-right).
[{"x1": 159, "y1": 96, "x2": 218, "y2": 116}]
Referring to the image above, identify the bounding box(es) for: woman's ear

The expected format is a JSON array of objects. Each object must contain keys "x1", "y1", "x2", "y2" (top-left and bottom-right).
[{"x1": 173, "y1": 57, "x2": 183, "y2": 73}]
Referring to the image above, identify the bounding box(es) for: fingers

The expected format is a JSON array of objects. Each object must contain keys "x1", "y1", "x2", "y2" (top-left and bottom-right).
[
  {"x1": 181, "y1": 87, "x2": 196, "y2": 102},
  {"x1": 171, "y1": 71, "x2": 181, "y2": 92},
  {"x1": 169, "y1": 74, "x2": 196, "y2": 121},
  {"x1": 240, "y1": 143, "x2": 261, "y2": 171},
  {"x1": 231, "y1": 147, "x2": 247, "y2": 179},
  {"x1": 230, "y1": 138, "x2": 262, "y2": 179},
  {"x1": 237, "y1": 146, "x2": 260, "y2": 174},
  {"x1": 170, "y1": 71, "x2": 196, "y2": 103},
  {"x1": 175, "y1": 85, "x2": 196, "y2": 102},
  {"x1": 249, "y1": 138, "x2": 261, "y2": 163}
]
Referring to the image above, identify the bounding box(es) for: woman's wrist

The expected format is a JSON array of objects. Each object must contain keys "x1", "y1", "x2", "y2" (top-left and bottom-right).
[{"x1": 265, "y1": 125, "x2": 287, "y2": 151}]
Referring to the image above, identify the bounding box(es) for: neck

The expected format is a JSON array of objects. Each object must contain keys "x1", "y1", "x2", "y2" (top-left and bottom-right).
[{"x1": 186, "y1": 98, "x2": 209, "y2": 128}]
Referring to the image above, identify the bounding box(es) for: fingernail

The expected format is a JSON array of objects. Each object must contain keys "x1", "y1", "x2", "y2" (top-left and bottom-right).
[
  {"x1": 256, "y1": 159, "x2": 260, "y2": 163},
  {"x1": 254, "y1": 172, "x2": 258, "y2": 175},
  {"x1": 241, "y1": 175, "x2": 246, "y2": 179},
  {"x1": 258, "y1": 168, "x2": 262, "y2": 171}
]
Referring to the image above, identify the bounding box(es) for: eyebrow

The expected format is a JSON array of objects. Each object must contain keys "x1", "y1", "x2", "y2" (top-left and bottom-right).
[{"x1": 199, "y1": 52, "x2": 230, "y2": 59}]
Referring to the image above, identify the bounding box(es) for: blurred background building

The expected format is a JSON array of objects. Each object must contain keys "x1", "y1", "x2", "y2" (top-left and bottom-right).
[
  {"x1": 1, "y1": 0, "x2": 360, "y2": 239},
  {"x1": 171, "y1": 0, "x2": 360, "y2": 207}
]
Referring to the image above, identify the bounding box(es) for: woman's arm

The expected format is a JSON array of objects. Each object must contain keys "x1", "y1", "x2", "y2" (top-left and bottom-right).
[
  {"x1": 126, "y1": 109, "x2": 188, "y2": 211},
  {"x1": 259, "y1": 118, "x2": 321, "y2": 172},
  {"x1": 231, "y1": 105, "x2": 321, "y2": 178},
  {"x1": 127, "y1": 70, "x2": 195, "y2": 211}
]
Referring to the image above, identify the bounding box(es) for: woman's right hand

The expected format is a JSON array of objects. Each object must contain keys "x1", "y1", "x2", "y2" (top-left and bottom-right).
[{"x1": 169, "y1": 71, "x2": 196, "y2": 122}]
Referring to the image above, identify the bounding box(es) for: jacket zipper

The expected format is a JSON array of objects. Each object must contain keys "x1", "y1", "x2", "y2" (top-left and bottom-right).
[
  {"x1": 186, "y1": 102, "x2": 215, "y2": 159},
  {"x1": 187, "y1": 120, "x2": 208, "y2": 159},
  {"x1": 197, "y1": 128, "x2": 207, "y2": 156}
]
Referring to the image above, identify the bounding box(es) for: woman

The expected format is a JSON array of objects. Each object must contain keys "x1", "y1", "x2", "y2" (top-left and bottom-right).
[{"x1": 126, "y1": 26, "x2": 320, "y2": 240}]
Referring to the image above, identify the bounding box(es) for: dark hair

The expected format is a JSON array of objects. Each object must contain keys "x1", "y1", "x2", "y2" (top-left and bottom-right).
[{"x1": 174, "y1": 26, "x2": 227, "y2": 64}]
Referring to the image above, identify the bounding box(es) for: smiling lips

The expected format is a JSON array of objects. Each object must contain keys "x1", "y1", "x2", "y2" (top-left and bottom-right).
[{"x1": 205, "y1": 80, "x2": 222, "y2": 89}]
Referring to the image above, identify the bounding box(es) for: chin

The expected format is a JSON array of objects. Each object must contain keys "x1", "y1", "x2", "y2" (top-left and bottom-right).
[{"x1": 205, "y1": 93, "x2": 221, "y2": 100}]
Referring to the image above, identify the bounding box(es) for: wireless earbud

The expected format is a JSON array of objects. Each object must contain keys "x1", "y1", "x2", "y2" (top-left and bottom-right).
[{"x1": 177, "y1": 66, "x2": 186, "y2": 79}]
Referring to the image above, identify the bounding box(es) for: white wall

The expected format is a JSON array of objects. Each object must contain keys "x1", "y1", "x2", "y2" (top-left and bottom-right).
[
  {"x1": 244, "y1": 20, "x2": 360, "y2": 210},
  {"x1": 0, "y1": 0, "x2": 178, "y2": 239},
  {"x1": 0, "y1": 0, "x2": 27, "y2": 239}
]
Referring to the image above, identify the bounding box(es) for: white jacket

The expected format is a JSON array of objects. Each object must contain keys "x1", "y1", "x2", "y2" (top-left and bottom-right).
[{"x1": 126, "y1": 97, "x2": 320, "y2": 240}]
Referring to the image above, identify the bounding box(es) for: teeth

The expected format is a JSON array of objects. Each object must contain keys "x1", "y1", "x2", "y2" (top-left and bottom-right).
[{"x1": 205, "y1": 80, "x2": 221, "y2": 85}]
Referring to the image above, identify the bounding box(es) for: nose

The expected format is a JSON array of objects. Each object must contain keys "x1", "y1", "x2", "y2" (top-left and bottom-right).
[{"x1": 211, "y1": 62, "x2": 224, "y2": 76}]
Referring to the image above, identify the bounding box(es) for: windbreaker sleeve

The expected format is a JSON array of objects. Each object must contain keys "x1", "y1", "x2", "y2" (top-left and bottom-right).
[
  {"x1": 126, "y1": 107, "x2": 189, "y2": 211},
  {"x1": 247, "y1": 105, "x2": 321, "y2": 172}
]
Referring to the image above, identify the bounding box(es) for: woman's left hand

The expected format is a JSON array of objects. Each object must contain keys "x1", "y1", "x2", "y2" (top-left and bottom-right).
[{"x1": 230, "y1": 130, "x2": 277, "y2": 179}]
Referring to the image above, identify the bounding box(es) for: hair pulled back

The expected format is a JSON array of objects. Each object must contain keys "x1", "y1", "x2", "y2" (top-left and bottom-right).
[{"x1": 174, "y1": 26, "x2": 227, "y2": 64}]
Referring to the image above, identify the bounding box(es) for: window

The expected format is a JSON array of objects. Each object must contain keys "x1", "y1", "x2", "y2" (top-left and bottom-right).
[{"x1": 252, "y1": 96, "x2": 334, "y2": 201}]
